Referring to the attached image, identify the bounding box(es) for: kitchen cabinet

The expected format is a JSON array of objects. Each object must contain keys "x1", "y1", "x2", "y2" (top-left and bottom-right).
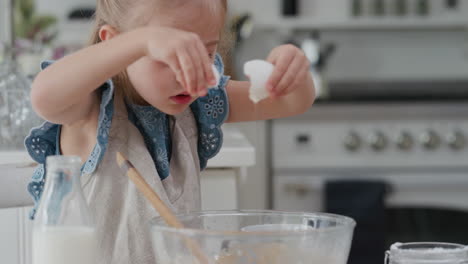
[
  {"x1": 0, "y1": 152, "x2": 34, "y2": 264},
  {"x1": 201, "y1": 169, "x2": 238, "y2": 210},
  {"x1": 0, "y1": 207, "x2": 32, "y2": 264},
  {"x1": 0, "y1": 208, "x2": 21, "y2": 264},
  {"x1": 0, "y1": 128, "x2": 254, "y2": 264},
  {"x1": 203, "y1": 127, "x2": 256, "y2": 210}
]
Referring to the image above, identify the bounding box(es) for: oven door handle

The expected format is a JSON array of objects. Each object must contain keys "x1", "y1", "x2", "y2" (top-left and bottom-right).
[{"x1": 284, "y1": 184, "x2": 315, "y2": 197}]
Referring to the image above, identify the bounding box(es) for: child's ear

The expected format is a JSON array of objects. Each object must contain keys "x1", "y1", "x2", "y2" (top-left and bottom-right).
[{"x1": 99, "y1": 25, "x2": 119, "y2": 42}]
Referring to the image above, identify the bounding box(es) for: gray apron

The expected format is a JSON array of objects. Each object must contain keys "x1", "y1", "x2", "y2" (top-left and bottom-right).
[{"x1": 82, "y1": 96, "x2": 201, "y2": 264}]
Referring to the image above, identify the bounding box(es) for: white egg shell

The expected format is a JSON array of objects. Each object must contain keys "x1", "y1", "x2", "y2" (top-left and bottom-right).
[{"x1": 243, "y1": 60, "x2": 274, "y2": 103}]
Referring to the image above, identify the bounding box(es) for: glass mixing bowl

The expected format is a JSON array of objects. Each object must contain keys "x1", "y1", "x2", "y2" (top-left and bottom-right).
[{"x1": 150, "y1": 210, "x2": 356, "y2": 264}]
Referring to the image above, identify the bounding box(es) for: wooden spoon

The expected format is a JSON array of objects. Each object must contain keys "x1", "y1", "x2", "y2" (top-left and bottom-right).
[{"x1": 116, "y1": 152, "x2": 211, "y2": 264}]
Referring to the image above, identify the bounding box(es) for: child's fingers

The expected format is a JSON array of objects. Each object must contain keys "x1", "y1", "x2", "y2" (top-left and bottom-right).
[
  {"x1": 273, "y1": 53, "x2": 304, "y2": 96},
  {"x1": 266, "y1": 52, "x2": 294, "y2": 94},
  {"x1": 166, "y1": 54, "x2": 186, "y2": 89},
  {"x1": 178, "y1": 48, "x2": 198, "y2": 95},
  {"x1": 277, "y1": 62, "x2": 309, "y2": 97},
  {"x1": 187, "y1": 46, "x2": 206, "y2": 96},
  {"x1": 195, "y1": 40, "x2": 216, "y2": 88}
]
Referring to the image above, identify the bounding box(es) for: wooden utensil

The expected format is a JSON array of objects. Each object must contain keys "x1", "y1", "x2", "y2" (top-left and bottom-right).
[{"x1": 116, "y1": 152, "x2": 211, "y2": 264}]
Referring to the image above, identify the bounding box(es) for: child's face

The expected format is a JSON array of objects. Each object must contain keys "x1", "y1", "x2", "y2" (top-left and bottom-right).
[{"x1": 126, "y1": 2, "x2": 223, "y2": 115}]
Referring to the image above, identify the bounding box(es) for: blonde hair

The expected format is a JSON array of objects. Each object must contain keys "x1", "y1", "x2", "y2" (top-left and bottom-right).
[{"x1": 88, "y1": 0, "x2": 228, "y2": 103}]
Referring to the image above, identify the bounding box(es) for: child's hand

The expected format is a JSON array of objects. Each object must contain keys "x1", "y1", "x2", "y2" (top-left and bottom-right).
[
  {"x1": 145, "y1": 27, "x2": 217, "y2": 96},
  {"x1": 266, "y1": 44, "x2": 310, "y2": 98}
]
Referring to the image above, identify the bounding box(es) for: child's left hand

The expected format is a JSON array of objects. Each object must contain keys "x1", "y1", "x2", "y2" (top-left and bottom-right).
[{"x1": 266, "y1": 44, "x2": 311, "y2": 98}]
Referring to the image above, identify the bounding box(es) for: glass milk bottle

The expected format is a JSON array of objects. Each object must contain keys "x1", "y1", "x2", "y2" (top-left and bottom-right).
[
  {"x1": 385, "y1": 242, "x2": 468, "y2": 264},
  {"x1": 33, "y1": 156, "x2": 97, "y2": 264}
]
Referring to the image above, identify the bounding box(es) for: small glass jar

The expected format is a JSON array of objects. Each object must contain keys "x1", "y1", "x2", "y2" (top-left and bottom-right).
[{"x1": 385, "y1": 242, "x2": 468, "y2": 264}]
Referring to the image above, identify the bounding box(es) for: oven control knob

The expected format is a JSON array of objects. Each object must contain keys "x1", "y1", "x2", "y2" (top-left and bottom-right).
[
  {"x1": 446, "y1": 131, "x2": 466, "y2": 150},
  {"x1": 420, "y1": 130, "x2": 441, "y2": 150},
  {"x1": 296, "y1": 134, "x2": 310, "y2": 145},
  {"x1": 396, "y1": 131, "x2": 413, "y2": 150},
  {"x1": 344, "y1": 132, "x2": 361, "y2": 152},
  {"x1": 369, "y1": 131, "x2": 388, "y2": 151}
]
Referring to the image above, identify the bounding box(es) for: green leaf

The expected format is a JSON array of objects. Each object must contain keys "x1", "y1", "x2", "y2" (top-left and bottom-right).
[
  {"x1": 18, "y1": 0, "x2": 35, "y2": 20},
  {"x1": 14, "y1": 16, "x2": 28, "y2": 38},
  {"x1": 26, "y1": 15, "x2": 57, "y2": 39},
  {"x1": 32, "y1": 15, "x2": 57, "y2": 31},
  {"x1": 13, "y1": 0, "x2": 57, "y2": 41}
]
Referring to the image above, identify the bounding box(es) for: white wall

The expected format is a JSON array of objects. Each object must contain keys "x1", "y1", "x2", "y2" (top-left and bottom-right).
[
  {"x1": 0, "y1": 0, "x2": 12, "y2": 46},
  {"x1": 35, "y1": 0, "x2": 95, "y2": 21}
]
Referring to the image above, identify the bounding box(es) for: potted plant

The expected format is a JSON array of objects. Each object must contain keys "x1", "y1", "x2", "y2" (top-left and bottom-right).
[{"x1": 14, "y1": 0, "x2": 57, "y2": 76}]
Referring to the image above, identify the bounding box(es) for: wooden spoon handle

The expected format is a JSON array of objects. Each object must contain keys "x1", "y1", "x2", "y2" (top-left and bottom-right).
[
  {"x1": 116, "y1": 152, "x2": 211, "y2": 264},
  {"x1": 116, "y1": 152, "x2": 183, "y2": 228}
]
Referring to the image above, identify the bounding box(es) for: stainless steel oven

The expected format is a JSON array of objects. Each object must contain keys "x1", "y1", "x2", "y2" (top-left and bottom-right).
[{"x1": 272, "y1": 103, "x2": 468, "y2": 264}]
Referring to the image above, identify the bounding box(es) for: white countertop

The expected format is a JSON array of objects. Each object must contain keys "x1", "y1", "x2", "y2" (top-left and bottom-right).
[
  {"x1": 207, "y1": 127, "x2": 256, "y2": 168},
  {"x1": 0, "y1": 128, "x2": 256, "y2": 168},
  {"x1": 0, "y1": 128, "x2": 254, "y2": 209}
]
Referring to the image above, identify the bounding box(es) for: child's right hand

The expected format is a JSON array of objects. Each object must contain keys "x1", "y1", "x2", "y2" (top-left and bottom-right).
[{"x1": 144, "y1": 27, "x2": 217, "y2": 96}]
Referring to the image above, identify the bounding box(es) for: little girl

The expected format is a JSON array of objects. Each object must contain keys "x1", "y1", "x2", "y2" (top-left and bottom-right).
[{"x1": 25, "y1": 0, "x2": 314, "y2": 263}]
